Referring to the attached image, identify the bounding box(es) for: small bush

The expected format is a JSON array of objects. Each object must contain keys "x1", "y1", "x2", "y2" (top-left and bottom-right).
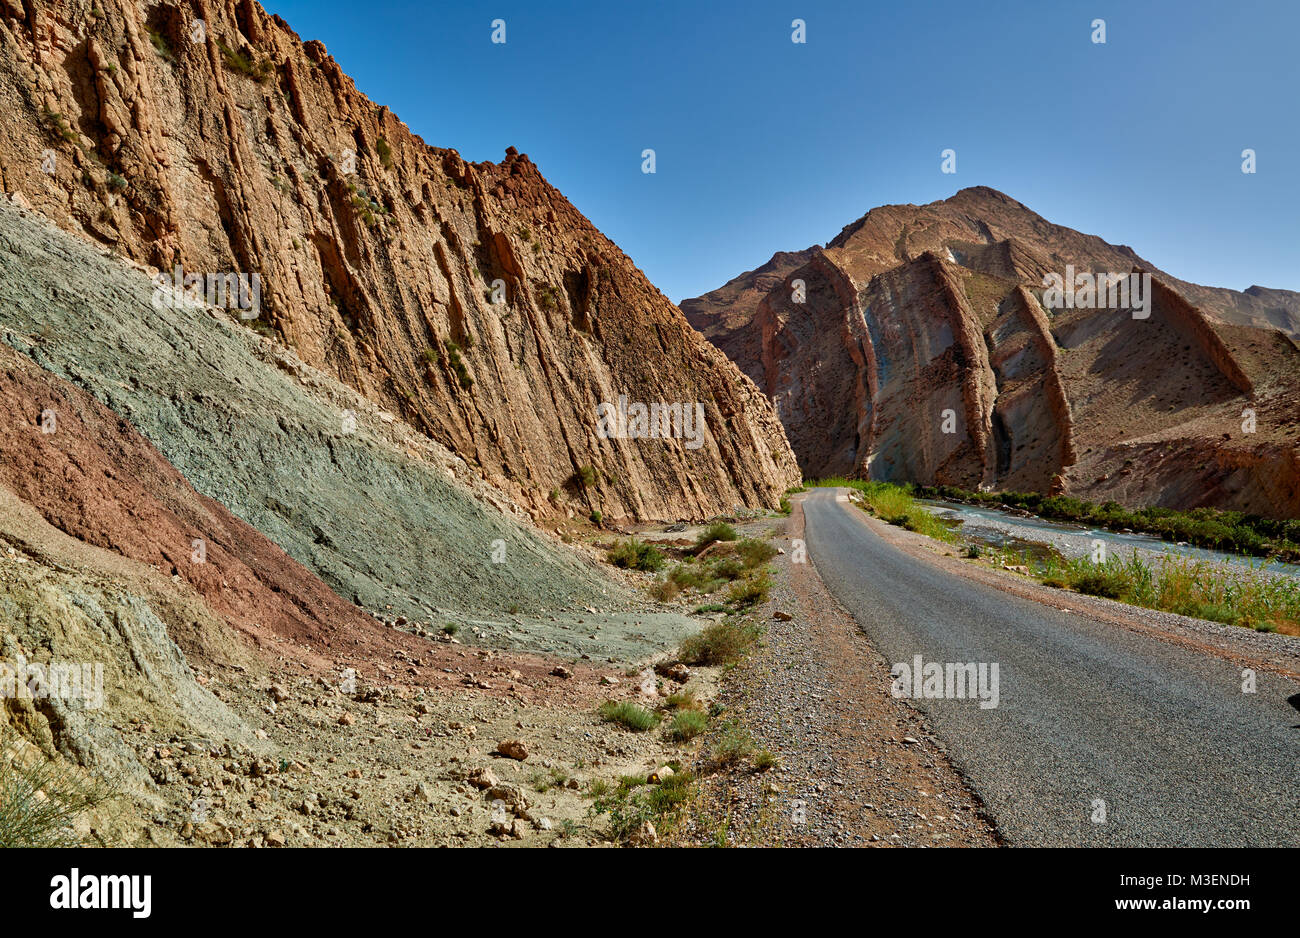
[
  {"x1": 667, "y1": 709, "x2": 707, "y2": 742},
  {"x1": 711, "y1": 723, "x2": 756, "y2": 766},
  {"x1": 0, "y1": 733, "x2": 117, "y2": 847},
  {"x1": 218, "y1": 40, "x2": 274, "y2": 82},
  {"x1": 375, "y1": 138, "x2": 392, "y2": 167},
  {"x1": 530, "y1": 767, "x2": 569, "y2": 792},
  {"x1": 678, "y1": 618, "x2": 760, "y2": 666},
  {"x1": 1071, "y1": 569, "x2": 1127, "y2": 599},
  {"x1": 608, "y1": 539, "x2": 665, "y2": 572},
  {"x1": 735, "y1": 538, "x2": 777, "y2": 569},
  {"x1": 666, "y1": 691, "x2": 701, "y2": 711},
  {"x1": 695, "y1": 522, "x2": 738, "y2": 551},
  {"x1": 727, "y1": 571, "x2": 772, "y2": 607},
  {"x1": 752, "y1": 749, "x2": 779, "y2": 771},
  {"x1": 597, "y1": 700, "x2": 661, "y2": 732},
  {"x1": 650, "y1": 578, "x2": 682, "y2": 602}
]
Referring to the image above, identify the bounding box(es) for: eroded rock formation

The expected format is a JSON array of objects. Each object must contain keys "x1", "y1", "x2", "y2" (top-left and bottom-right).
[
  {"x1": 0, "y1": 0, "x2": 799, "y2": 521},
  {"x1": 684, "y1": 187, "x2": 1300, "y2": 517}
]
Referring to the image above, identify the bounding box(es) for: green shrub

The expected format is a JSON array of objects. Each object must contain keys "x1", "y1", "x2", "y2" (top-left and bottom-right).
[
  {"x1": 752, "y1": 749, "x2": 779, "y2": 771},
  {"x1": 666, "y1": 691, "x2": 701, "y2": 710},
  {"x1": 1071, "y1": 568, "x2": 1128, "y2": 599},
  {"x1": 727, "y1": 571, "x2": 772, "y2": 607},
  {"x1": 678, "y1": 618, "x2": 760, "y2": 666},
  {"x1": 608, "y1": 539, "x2": 664, "y2": 572},
  {"x1": 597, "y1": 700, "x2": 661, "y2": 732},
  {"x1": 695, "y1": 521, "x2": 738, "y2": 550},
  {"x1": 375, "y1": 138, "x2": 392, "y2": 167},
  {"x1": 0, "y1": 733, "x2": 117, "y2": 847},
  {"x1": 735, "y1": 538, "x2": 778, "y2": 569},
  {"x1": 218, "y1": 40, "x2": 274, "y2": 82},
  {"x1": 711, "y1": 723, "x2": 756, "y2": 766},
  {"x1": 667, "y1": 709, "x2": 708, "y2": 742}
]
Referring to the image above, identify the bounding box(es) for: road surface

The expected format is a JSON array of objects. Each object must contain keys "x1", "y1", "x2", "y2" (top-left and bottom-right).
[{"x1": 801, "y1": 488, "x2": 1300, "y2": 846}]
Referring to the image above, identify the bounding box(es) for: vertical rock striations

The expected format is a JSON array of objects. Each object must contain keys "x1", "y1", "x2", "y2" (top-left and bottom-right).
[
  {"x1": 0, "y1": 0, "x2": 800, "y2": 521},
  {"x1": 685, "y1": 187, "x2": 1300, "y2": 517}
]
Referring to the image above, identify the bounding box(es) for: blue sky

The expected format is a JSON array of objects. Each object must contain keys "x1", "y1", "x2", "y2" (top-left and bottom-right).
[{"x1": 263, "y1": 0, "x2": 1299, "y2": 303}]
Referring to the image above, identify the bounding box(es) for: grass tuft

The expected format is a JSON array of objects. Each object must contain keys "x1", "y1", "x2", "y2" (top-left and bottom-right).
[{"x1": 597, "y1": 700, "x2": 661, "y2": 732}]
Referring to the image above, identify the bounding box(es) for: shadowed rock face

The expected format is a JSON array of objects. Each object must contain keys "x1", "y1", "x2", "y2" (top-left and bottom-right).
[
  {"x1": 0, "y1": 0, "x2": 799, "y2": 521},
  {"x1": 684, "y1": 187, "x2": 1300, "y2": 518}
]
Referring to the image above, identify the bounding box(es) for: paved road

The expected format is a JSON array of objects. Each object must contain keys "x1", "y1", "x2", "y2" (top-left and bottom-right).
[{"x1": 801, "y1": 489, "x2": 1300, "y2": 846}]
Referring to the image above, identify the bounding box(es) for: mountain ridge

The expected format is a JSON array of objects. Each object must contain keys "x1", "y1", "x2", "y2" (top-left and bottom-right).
[{"x1": 684, "y1": 186, "x2": 1300, "y2": 518}]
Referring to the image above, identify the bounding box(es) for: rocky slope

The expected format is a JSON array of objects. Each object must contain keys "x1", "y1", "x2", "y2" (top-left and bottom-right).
[
  {"x1": 0, "y1": 195, "x2": 710, "y2": 845},
  {"x1": 0, "y1": 196, "x2": 699, "y2": 659},
  {"x1": 684, "y1": 187, "x2": 1300, "y2": 517},
  {"x1": 0, "y1": 0, "x2": 799, "y2": 522}
]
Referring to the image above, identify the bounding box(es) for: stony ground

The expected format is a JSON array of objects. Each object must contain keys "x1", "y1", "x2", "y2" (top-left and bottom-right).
[{"x1": 113, "y1": 631, "x2": 720, "y2": 848}]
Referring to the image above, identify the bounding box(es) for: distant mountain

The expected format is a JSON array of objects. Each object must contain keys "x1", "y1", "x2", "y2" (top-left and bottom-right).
[{"x1": 683, "y1": 187, "x2": 1300, "y2": 517}]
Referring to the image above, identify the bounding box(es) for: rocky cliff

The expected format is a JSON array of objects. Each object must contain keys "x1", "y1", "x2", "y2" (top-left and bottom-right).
[
  {"x1": 684, "y1": 187, "x2": 1300, "y2": 517},
  {"x1": 0, "y1": 0, "x2": 799, "y2": 521}
]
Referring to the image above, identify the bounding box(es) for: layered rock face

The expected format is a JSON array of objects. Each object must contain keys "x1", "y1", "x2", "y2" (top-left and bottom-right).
[
  {"x1": 0, "y1": 197, "x2": 699, "y2": 658},
  {"x1": 0, "y1": 0, "x2": 799, "y2": 521},
  {"x1": 684, "y1": 187, "x2": 1300, "y2": 517}
]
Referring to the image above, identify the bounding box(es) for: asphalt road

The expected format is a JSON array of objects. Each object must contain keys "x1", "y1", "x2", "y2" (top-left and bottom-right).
[{"x1": 801, "y1": 488, "x2": 1300, "y2": 846}]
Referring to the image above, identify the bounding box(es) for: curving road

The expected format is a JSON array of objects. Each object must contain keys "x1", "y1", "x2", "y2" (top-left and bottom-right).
[{"x1": 800, "y1": 488, "x2": 1300, "y2": 846}]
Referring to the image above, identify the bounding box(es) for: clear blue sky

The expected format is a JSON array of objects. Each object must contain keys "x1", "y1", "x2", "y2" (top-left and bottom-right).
[{"x1": 263, "y1": 0, "x2": 1299, "y2": 303}]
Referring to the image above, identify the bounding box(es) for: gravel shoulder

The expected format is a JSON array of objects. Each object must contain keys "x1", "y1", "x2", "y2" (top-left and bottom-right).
[{"x1": 672, "y1": 504, "x2": 1001, "y2": 847}]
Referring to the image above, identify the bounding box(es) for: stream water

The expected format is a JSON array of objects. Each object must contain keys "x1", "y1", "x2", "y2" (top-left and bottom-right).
[{"x1": 919, "y1": 499, "x2": 1300, "y2": 580}]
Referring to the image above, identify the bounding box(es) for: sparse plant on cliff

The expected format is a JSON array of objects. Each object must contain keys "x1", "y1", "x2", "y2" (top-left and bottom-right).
[
  {"x1": 442, "y1": 343, "x2": 473, "y2": 390},
  {"x1": 0, "y1": 731, "x2": 119, "y2": 847},
  {"x1": 40, "y1": 107, "x2": 77, "y2": 144},
  {"x1": 375, "y1": 137, "x2": 393, "y2": 168},
  {"x1": 218, "y1": 39, "x2": 274, "y2": 83},
  {"x1": 147, "y1": 27, "x2": 173, "y2": 62},
  {"x1": 537, "y1": 285, "x2": 558, "y2": 311},
  {"x1": 346, "y1": 183, "x2": 389, "y2": 229}
]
